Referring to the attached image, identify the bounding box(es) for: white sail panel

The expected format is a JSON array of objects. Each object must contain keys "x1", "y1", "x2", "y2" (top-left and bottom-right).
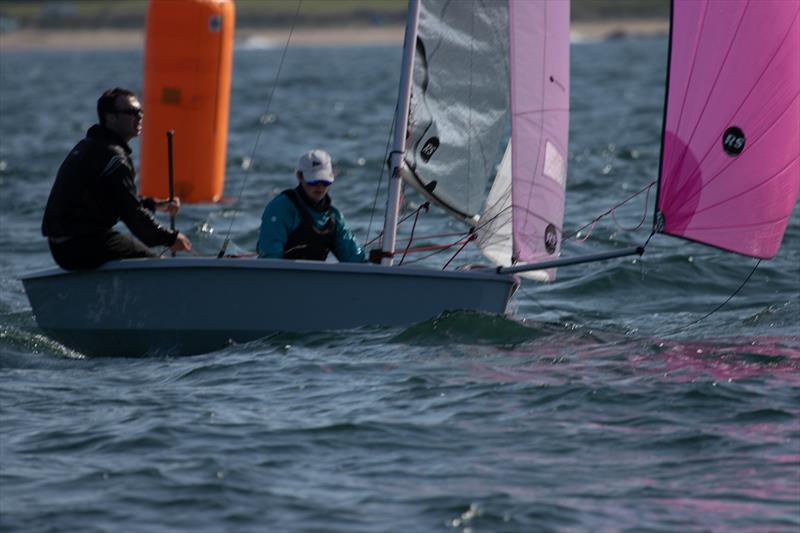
[
  {"x1": 478, "y1": 142, "x2": 550, "y2": 281},
  {"x1": 403, "y1": 0, "x2": 511, "y2": 224},
  {"x1": 477, "y1": 142, "x2": 513, "y2": 265}
]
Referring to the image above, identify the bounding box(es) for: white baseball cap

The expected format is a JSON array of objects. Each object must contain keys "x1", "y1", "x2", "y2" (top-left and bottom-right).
[{"x1": 297, "y1": 149, "x2": 334, "y2": 184}]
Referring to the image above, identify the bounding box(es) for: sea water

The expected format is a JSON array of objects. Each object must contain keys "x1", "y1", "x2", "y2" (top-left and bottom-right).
[{"x1": 1, "y1": 37, "x2": 798, "y2": 533}]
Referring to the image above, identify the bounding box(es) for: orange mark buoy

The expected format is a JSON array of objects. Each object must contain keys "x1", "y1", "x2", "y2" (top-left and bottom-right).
[{"x1": 140, "y1": 0, "x2": 235, "y2": 203}]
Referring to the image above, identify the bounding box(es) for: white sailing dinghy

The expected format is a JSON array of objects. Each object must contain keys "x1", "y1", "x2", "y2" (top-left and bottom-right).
[{"x1": 21, "y1": 0, "x2": 799, "y2": 356}]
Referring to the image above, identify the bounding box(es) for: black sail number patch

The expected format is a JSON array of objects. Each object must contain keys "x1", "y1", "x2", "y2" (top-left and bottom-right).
[
  {"x1": 722, "y1": 126, "x2": 745, "y2": 156},
  {"x1": 544, "y1": 224, "x2": 558, "y2": 255},
  {"x1": 420, "y1": 137, "x2": 439, "y2": 163}
]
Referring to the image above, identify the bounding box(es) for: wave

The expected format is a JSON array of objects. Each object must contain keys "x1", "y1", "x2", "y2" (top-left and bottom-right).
[{"x1": 390, "y1": 310, "x2": 564, "y2": 346}]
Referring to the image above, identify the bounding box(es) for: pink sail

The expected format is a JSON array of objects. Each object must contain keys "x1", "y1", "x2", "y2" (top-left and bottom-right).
[
  {"x1": 657, "y1": 0, "x2": 800, "y2": 259},
  {"x1": 509, "y1": 0, "x2": 570, "y2": 274}
]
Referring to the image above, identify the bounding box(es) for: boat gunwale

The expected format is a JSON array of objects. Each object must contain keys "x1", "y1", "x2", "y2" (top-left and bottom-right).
[{"x1": 20, "y1": 257, "x2": 518, "y2": 284}]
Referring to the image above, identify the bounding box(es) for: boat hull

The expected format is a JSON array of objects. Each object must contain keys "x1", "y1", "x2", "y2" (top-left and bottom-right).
[{"x1": 21, "y1": 258, "x2": 518, "y2": 356}]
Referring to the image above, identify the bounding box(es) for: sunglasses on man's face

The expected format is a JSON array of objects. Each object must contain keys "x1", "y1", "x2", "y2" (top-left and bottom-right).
[
  {"x1": 306, "y1": 180, "x2": 332, "y2": 187},
  {"x1": 116, "y1": 108, "x2": 144, "y2": 117}
]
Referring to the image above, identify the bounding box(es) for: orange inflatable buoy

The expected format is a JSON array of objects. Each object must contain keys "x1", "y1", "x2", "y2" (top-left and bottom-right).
[{"x1": 140, "y1": 0, "x2": 235, "y2": 203}]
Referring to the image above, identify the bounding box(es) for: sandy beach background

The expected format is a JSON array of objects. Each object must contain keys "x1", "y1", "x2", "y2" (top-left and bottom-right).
[{"x1": 0, "y1": 19, "x2": 668, "y2": 50}]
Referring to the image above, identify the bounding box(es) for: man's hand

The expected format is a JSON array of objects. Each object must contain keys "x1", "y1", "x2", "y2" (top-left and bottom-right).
[
  {"x1": 155, "y1": 197, "x2": 181, "y2": 217},
  {"x1": 170, "y1": 232, "x2": 192, "y2": 253}
]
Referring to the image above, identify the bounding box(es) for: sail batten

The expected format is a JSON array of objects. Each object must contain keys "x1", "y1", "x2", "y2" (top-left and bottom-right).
[{"x1": 657, "y1": 0, "x2": 800, "y2": 259}]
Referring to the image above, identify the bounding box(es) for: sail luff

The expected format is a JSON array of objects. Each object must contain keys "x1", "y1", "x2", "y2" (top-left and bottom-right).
[{"x1": 652, "y1": 0, "x2": 675, "y2": 232}]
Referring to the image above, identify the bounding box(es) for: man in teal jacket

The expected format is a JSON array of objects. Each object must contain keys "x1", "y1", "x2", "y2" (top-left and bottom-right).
[{"x1": 257, "y1": 150, "x2": 366, "y2": 262}]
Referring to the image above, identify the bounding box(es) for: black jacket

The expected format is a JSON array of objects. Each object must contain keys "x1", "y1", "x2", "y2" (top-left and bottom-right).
[
  {"x1": 42, "y1": 125, "x2": 177, "y2": 247},
  {"x1": 282, "y1": 187, "x2": 336, "y2": 260}
]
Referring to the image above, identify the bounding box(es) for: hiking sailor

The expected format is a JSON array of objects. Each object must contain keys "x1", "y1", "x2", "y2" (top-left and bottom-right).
[{"x1": 41, "y1": 87, "x2": 192, "y2": 270}]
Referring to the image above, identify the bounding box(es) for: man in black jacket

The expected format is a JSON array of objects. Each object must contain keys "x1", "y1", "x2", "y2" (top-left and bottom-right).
[{"x1": 42, "y1": 87, "x2": 191, "y2": 270}]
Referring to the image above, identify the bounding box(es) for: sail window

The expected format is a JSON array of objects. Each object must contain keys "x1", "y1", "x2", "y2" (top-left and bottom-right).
[{"x1": 544, "y1": 141, "x2": 567, "y2": 186}]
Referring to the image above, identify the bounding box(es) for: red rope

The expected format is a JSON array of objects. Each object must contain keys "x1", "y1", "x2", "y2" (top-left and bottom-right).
[
  {"x1": 403, "y1": 240, "x2": 465, "y2": 254},
  {"x1": 373, "y1": 230, "x2": 468, "y2": 247}
]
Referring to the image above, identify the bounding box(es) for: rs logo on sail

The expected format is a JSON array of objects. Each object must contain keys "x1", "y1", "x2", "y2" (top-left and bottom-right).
[
  {"x1": 544, "y1": 224, "x2": 558, "y2": 255},
  {"x1": 722, "y1": 126, "x2": 745, "y2": 156},
  {"x1": 421, "y1": 137, "x2": 439, "y2": 162}
]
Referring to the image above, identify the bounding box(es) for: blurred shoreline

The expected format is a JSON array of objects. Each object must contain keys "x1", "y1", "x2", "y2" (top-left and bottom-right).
[{"x1": 0, "y1": 19, "x2": 668, "y2": 50}]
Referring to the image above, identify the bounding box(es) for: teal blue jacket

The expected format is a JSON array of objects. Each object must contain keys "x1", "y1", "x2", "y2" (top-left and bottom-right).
[{"x1": 257, "y1": 186, "x2": 366, "y2": 262}]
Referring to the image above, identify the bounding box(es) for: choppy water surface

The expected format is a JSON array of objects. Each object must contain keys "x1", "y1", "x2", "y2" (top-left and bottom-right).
[{"x1": 1, "y1": 37, "x2": 798, "y2": 533}]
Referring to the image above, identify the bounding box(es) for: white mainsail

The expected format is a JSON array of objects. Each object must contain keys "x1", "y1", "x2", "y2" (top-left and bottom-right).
[{"x1": 402, "y1": 0, "x2": 511, "y2": 224}]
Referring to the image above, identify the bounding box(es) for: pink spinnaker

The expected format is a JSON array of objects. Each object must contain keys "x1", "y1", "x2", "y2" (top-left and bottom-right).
[
  {"x1": 510, "y1": 0, "x2": 570, "y2": 267},
  {"x1": 658, "y1": 0, "x2": 800, "y2": 259}
]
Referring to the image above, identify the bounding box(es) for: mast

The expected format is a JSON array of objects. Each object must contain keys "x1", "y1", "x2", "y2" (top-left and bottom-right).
[{"x1": 380, "y1": 0, "x2": 420, "y2": 266}]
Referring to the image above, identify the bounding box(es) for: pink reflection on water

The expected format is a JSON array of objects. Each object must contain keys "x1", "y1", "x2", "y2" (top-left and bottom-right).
[
  {"x1": 464, "y1": 330, "x2": 800, "y2": 529},
  {"x1": 770, "y1": 454, "x2": 800, "y2": 464},
  {"x1": 468, "y1": 333, "x2": 800, "y2": 386},
  {"x1": 654, "y1": 497, "x2": 771, "y2": 528},
  {"x1": 637, "y1": 335, "x2": 800, "y2": 384}
]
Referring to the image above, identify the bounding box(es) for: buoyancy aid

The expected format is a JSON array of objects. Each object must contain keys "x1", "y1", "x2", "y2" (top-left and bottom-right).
[{"x1": 282, "y1": 188, "x2": 336, "y2": 260}]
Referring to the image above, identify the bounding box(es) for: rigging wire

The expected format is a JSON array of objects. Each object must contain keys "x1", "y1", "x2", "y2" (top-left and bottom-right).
[
  {"x1": 364, "y1": 111, "x2": 397, "y2": 249},
  {"x1": 442, "y1": 230, "x2": 477, "y2": 270},
  {"x1": 398, "y1": 202, "x2": 429, "y2": 265},
  {"x1": 365, "y1": 200, "x2": 431, "y2": 248},
  {"x1": 216, "y1": 0, "x2": 303, "y2": 258},
  {"x1": 659, "y1": 258, "x2": 762, "y2": 337},
  {"x1": 366, "y1": 176, "x2": 657, "y2": 268},
  {"x1": 520, "y1": 254, "x2": 762, "y2": 345},
  {"x1": 610, "y1": 182, "x2": 654, "y2": 232},
  {"x1": 447, "y1": 178, "x2": 656, "y2": 262},
  {"x1": 562, "y1": 180, "x2": 657, "y2": 242},
  {"x1": 378, "y1": 175, "x2": 655, "y2": 268},
  {"x1": 399, "y1": 235, "x2": 474, "y2": 265}
]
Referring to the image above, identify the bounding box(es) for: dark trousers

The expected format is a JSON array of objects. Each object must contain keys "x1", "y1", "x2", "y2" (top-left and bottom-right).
[{"x1": 48, "y1": 231, "x2": 156, "y2": 270}]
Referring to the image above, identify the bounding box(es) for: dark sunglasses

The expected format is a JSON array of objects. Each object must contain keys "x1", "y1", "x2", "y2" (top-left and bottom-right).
[
  {"x1": 306, "y1": 180, "x2": 332, "y2": 187},
  {"x1": 115, "y1": 108, "x2": 143, "y2": 117}
]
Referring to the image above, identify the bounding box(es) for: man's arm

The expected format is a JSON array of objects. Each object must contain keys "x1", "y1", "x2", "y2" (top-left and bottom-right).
[
  {"x1": 257, "y1": 194, "x2": 298, "y2": 258},
  {"x1": 104, "y1": 156, "x2": 177, "y2": 248},
  {"x1": 332, "y1": 208, "x2": 366, "y2": 263}
]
